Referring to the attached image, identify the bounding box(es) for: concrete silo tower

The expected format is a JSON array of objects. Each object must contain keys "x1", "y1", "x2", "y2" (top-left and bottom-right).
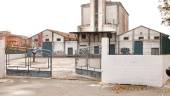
[{"x1": 79, "y1": 0, "x2": 129, "y2": 35}]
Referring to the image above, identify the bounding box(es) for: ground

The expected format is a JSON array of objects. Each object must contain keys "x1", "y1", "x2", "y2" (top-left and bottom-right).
[
  {"x1": 1, "y1": 78, "x2": 170, "y2": 96},
  {"x1": 0, "y1": 78, "x2": 113, "y2": 96}
]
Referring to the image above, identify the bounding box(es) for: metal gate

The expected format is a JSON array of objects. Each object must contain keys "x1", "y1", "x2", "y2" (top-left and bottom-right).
[
  {"x1": 6, "y1": 47, "x2": 52, "y2": 78},
  {"x1": 75, "y1": 46, "x2": 101, "y2": 80}
]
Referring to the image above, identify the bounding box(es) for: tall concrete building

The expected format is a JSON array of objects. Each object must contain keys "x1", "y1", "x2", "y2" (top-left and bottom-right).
[
  {"x1": 78, "y1": 0, "x2": 129, "y2": 35},
  {"x1": 72, "y1": 0, "x2": 129, "y2": 55}
]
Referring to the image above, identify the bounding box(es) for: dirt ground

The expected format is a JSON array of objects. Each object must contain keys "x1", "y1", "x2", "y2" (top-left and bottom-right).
[
  {"x1": 0, "y1": 78, "x2": 113, "y2": 96},
  {"x1": 1, "y1": 78, "x2": 170, "y2": 96}
]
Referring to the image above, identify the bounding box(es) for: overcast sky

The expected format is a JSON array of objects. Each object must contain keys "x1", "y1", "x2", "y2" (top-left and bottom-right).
[{"x1": 0, "y1": 0, "x2": 169, "y2": 37}]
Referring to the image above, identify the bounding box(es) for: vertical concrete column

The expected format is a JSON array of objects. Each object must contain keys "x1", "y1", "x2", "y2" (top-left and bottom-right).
[
  {"x1": 102, "y1": 37, "x2": 109, "y2": 56},
  {"x1": 0, "y1": 37, "x2": 6, "y2": 78},
  {"x1": 98, "y1": 0, "x2": 106, "y2": 31},
  {"x1": 90, "y1": 0, "x2": 95, "y2": 31},
  {"x1": 101, "y1": 37, "x2": 109, "y2": 81}
]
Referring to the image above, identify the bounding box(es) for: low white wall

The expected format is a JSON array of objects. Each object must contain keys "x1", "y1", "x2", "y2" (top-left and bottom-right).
[
  {"x1": 0, "y1": 37, "x2": 6, "y2": 78},
  {"x1": 101, "y1": 38, "x2": 170, "y2": 87},
  {"x1": 8, "y1": 54, "x2": 25, "y2": 60}
]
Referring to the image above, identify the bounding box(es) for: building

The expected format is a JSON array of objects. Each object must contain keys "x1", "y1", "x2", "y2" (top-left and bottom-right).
[
  {"x1": 29, "y1": 29, "x2": 77, "y2": 56},
  {"x1": 119, "y1": 25, "x2": 170, "y2": 55},
  {"x1": 0, "y1": 31, "x2": 28, "y2": 48},
  {"x1": 72, "y1": 0, "x2": 129, "y2": 55},
  {"x1": 79, "y1": 0, "x2": 128, "y2": 33},
  {"x1": 72, "y1": 0, "x2": 170, "y2": 55}
]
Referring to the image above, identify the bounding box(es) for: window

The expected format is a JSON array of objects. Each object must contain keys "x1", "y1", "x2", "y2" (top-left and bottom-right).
[
  {"x1": 94, "y1": 46, "x2": 100, "y2": 54},
  {"x1": 82, "y1": 34, "x2": 86, "y2": 39},
  {"x1": 57, "y1": 38, "x2": 61, "y2": 41},
  {"x1": 34, "y1": 39, "x2": 38, "y2": 42},
  {"x1": 124, "y1": 37, "x2": 129, "y2": 40},
  {"x1": 151, "y1": 48, "x2": 159, "y2": 55},
  {"x1": 45, "y1": 39, "x2": 49, "y2": 42},
  {"x1": 154, "y1": 36, "x2": 159, "y2": 40},
  {"x1": 109, "y1": 44, "x2": 115, "y2": 55},
  {"x1": 80, "y1": 45, "x2": 87, "y2": 47},
  {"x1": 121, "y1": 48, "x2": 130, "y2": 55},
  {"x1": 140, "y1": 32, "x2": 143, "y2": 35},
  {"x1": 139, "y1": 37, "x2": 144, "y2": 40}
]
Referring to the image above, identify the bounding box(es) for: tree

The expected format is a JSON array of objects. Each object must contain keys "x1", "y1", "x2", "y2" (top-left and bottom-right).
[{"x1": 159, "y1": 0, "x2": 170, "y2": 25}]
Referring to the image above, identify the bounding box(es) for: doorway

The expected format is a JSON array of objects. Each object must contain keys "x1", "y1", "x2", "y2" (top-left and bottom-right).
[
  {"x1": 134, "y1": 41, "x2": 143, "y2": 55},
  {"x1": 68, "y1": 48, "x2": 73, "y2": 56}
]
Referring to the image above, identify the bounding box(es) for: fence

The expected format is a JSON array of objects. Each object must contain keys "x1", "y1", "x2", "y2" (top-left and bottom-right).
[{"x1": 75, "y1": 46, "x2": 102, "y2": 79}]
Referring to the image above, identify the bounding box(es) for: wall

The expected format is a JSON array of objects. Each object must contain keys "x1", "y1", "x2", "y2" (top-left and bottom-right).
[
  {"x1": 102, "y1": 38, "x2": 170, "y2": 87},
  {"x1": 53, "y1": 33, "x2": 65, "y2": 56},
  {"x1": 117, "y1": 2, "x2": 129, "y2": 35},
  {"x1": 119, "y1": 26, "x2": 161, "y2": 55},
  {"x1": 65, "y1": 41, "x2": 77, "y2": 55},
  {"x1": 0, "y1": 37, "x2": 6, "y2": 78},
  {"x1": 79, "y1": 1, "x2": 127, "y2": 32},
  {"x1": 82, "y1": 4, "x2": 90, "y2": 26}
]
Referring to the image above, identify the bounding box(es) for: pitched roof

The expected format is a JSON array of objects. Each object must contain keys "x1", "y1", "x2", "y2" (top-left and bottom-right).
[
  {"x1": 119, "y1": 25, "x2": 169, "y2": 36},
  {"x1": 46, "y1": 29, "x2": 77, "y2": 40},
  {"x1": 29, "y1": 29, "x2": 77, "y2": 41}
]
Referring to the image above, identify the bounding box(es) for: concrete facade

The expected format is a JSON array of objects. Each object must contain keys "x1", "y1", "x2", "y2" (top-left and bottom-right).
[
  {"x1": 79, "y1": 0, "x2": 129, "y2": 34},
  {"x1": 75, "y1": 0, "x2": 129, "y2": 51},
  {"x1": 118, "y1": 26, "x2": 170, "y2": 55},
  {"x1": 101, "y1": 38, "x2": 170, "y2": 87},
  {"x1": 29, "y1": 29, "x2": 77, "y2": 56}
]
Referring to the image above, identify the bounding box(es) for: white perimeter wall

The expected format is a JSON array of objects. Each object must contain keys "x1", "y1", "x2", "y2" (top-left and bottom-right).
[
  {"x1": 101, "y1": 38, "x2": 170, "y2": 87},
  {"x1": 0, "y1": 37, "x2": 6, "y2": 78}
]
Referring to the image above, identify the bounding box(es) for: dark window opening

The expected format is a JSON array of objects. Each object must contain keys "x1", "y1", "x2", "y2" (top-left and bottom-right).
[
  {"x1": 151, "y1": 48, "x2": 159, "y2": 55},
  {"x1": 80, "y1": 45, "x2": 87, "y2": 47},
  {"x1": 154, "y1": 36, "x2": 160, "y2": 40},
  {"x1": 82, "y1": 34, "x2": 86, "y2": 39},
  {"x1": 121, "y1": 48, "x2": 130, "y2": 55},
  {"x1": 139, "y1": 37, "x2": 144, "y2": 40},
  {"x1": 124, "y1": 37, "x2": 129, "y2": 40},
  {"x1": 94, "y1": 46, "x2": 100, "y2": 54},
  {"x1": 45, "y1": 39, "x2": 49, "y2": 42},
  {"x1": 34, "y1": 39, "x2": 38, "y2": 42},
  {"x1": 57, "y1": 38, "x2": 61, "y2": 41},
  {"x1": 109, "y1": 44, "x2": 115, "y2": 55},
  {"x1": 140, "y1": 32, "x2": 143, "y2": 35}
]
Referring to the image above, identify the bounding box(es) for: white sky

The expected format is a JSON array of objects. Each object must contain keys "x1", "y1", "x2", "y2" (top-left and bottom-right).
[{"x1": 0, "y1": 0, "x2": 169, "y2": 37}]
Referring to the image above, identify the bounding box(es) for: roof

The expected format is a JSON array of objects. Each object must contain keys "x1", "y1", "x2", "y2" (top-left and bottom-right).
[
  {"x1": 70, "y1": 31, "x2": 114, "y2": 34},
  {"x1": 29, "y1": 29, "x2": 77, "y2": 41},
  {"x1": 119, "y1": 25, "x2": 169, "y2": 36},
  {"x1": 47, "y1": 29, "x2": 77, "y2": 40}
]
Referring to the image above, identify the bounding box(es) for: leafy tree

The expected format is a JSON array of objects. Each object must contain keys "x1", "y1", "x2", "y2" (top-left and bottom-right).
[{"x1": 159, "y1": 0, "x2": 170, "y2": 25}]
